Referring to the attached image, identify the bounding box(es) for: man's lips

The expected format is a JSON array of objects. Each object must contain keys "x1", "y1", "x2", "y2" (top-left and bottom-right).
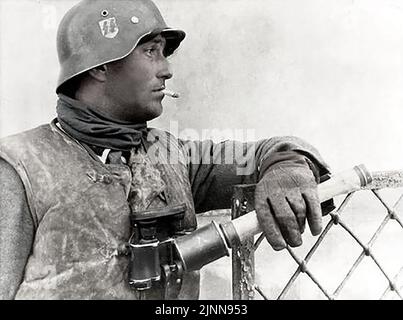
[{"x1": 153, "y1": 85, "x2": 165, "y2": 92}]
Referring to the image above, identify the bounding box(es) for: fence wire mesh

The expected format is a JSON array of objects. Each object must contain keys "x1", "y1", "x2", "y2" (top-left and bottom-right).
[{"x1": 231, "y1": 170, "x2": 403, "y2": 300}]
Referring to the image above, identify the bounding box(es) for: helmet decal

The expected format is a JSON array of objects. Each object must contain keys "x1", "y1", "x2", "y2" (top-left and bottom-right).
[{"x1": 99, "y1": 17, "x2": 119, "y2": 39}]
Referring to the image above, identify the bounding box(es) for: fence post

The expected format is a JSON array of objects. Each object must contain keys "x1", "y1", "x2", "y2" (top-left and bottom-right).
[{"x1": 232, "y1": 184, "x2": 256, "y2": 300}]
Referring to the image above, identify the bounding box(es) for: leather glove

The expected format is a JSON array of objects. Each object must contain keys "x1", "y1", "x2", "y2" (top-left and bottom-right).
[{"x1": 255, "y1": 152, "x2": 322, "y2": 251}]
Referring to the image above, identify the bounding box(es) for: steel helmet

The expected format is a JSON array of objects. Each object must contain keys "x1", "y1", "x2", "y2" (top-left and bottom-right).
[{"x1": 56, "y1": 0, "x2": 185, "y2": 94}]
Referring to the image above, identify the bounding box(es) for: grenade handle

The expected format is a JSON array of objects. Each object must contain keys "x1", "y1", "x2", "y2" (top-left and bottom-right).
[
  {"x1": 229, "y1": 164, "x2": 372, "y2": 244},
  {"x1": 174, "y1": 164, "x2": 372, "y2": 272}
]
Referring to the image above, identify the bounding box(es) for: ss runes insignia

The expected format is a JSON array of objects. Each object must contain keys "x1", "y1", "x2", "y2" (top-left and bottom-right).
[{"x1": 99, "y1": 17, "x2": 119, "y2": 39}]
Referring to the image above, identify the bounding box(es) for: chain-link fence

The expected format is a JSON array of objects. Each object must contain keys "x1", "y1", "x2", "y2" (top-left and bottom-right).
[{"x1": 231, "y1": 170, "x2": 403, "y2": 300}]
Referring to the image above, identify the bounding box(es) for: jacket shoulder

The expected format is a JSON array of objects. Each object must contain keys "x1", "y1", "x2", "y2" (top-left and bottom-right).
[{"x1": 0, "y1": 124, "x2": 53, "y2": 147}]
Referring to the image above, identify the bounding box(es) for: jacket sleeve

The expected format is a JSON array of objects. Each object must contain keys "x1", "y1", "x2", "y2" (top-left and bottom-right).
[
  {"x1": 0, "y1": 158, "x2": 34, "y2": 299},
  {"x1": 179, "y1": 136, "x2": 330, "y2": 213}
]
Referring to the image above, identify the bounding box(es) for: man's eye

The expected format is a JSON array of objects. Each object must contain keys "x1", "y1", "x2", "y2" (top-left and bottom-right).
[
  {"x1": 145, "y1": 46, "x2": 161, "y2": 57},
  {"x1": 146, "y1": 48, "x2": 155, "y2": 55},
  {"x1": 144, "y1": 44, "x2": 166, "y2": 58}
]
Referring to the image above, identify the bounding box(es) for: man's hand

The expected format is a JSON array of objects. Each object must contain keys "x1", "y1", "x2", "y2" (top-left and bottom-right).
[{"x1": 254, "y1": 155, "x2": 322, "y2": 251}]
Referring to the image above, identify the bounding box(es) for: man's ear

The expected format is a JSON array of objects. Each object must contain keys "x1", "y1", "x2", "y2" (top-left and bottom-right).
[{"x1": 88, "y1": 65, "x2": 108, "y2": 82}]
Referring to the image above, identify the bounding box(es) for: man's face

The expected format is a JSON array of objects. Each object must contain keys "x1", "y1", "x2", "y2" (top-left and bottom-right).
[{"x1": 104, "y1": 34, "x2": 173, "y2": 123}]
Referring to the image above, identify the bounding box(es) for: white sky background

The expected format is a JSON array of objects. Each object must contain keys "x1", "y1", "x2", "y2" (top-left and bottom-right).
[{"x1": 1, "y1": 0, "x2": 403, "y2": 173}]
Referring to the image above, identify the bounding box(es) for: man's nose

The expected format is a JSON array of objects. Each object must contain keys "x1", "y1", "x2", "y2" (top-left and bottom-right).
[{"x1": 157, "y1": 58, "x2": 173, "y2": 80}]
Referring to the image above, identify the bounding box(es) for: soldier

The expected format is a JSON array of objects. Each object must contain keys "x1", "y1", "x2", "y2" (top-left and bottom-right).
[{"x1": 0, "y1": 0, "x2": 330, "y2": 299}]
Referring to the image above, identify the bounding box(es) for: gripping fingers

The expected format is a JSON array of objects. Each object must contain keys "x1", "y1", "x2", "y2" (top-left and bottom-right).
[
  {"x1": 269, "y1": 196, "x2": 302, "y2": 248},
  {"x1": 255, "y1": 190, "x2": 287, "y2": 251},
  {"x1": 286, "y1": 194, "x2": 307, "y2": 233},
  {"x1": 302, "y1": 190, "x2": 322, "y2": 236}
]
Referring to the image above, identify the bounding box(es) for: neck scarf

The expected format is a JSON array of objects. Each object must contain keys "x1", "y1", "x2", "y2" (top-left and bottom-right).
[{"x1": 56, "y1": 94, "x2": 148, "y2": 151}]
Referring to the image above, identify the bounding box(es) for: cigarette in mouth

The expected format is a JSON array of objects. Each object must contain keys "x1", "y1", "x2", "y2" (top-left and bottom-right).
[{"x1": 161, "y1": 89, "x2": 180, "y2": 99}]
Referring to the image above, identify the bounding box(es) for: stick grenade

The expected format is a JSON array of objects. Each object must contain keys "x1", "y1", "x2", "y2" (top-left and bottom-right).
[{"x1": 173, "y1": 164, "x2": 372, "y2": 272}]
